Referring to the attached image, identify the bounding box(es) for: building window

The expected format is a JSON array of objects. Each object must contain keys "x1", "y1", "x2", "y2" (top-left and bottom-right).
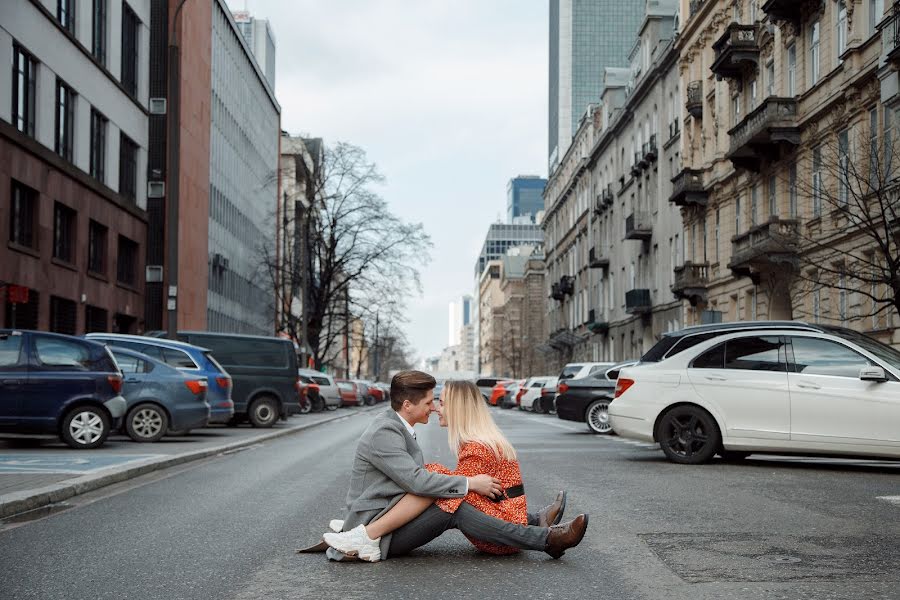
[
  {"x1": 735, "y1": 194, "x2": 742, "y2": 234},
  {"x1": 732, "y1": 94, "x2": 742, "y2": 126},
  {"x1": 57, "y1": 0, "x2": 75, "y2": 34},
  {"x1": 838, "y1": 271, "x2": 847, "y2": 323},
  {"x1": 809, "y1": 20, "x2": 821, "y2": 85},
  {"x1": 885, "y1": 107, "x2": 894, "y2": 173},
  {"x1": 90, "y1": 109, "x2": 107, "y2": 183},
  {"x1": 85, "y1": 305, "x2": 108, "y2": 333},
  {"x1": 751, "y1": 185, "x2": 759, "y2": 226},
  {"x1": 871, "y1": 0, "x2": 885, "y2": 35},
  {"x1": 55, "y1": 79, "x2": 76, "y2": 162},
  {"x1": 119, "y1": 133, "x2": 138, "y2": 202},
  {"x1": 787, "y1": 44, "x2": 797, "y2": 96},
  {"x1": 749, "y1": 79, "x2": 758, "y2": 109},
  {"x1": 9, "y1": 180, "x2": 38, "y2": 249},
  {"x1": 715, "y1": 209, "x2": 720, "y2": 263},
  {"x1": 117, "y1": 235, "x2": 138, "y2": 287},
  {"x1": 768, "y1": 175, "x2": 777, "y2": 217},
  {"x1": 49, "y1": 296, "x2": 77, "y2": 335},
  {"x1": 838, "y1": 129, "x2": 850, "y2": 204},
  {"x1": 766, "y1": 60, "x2": 775, "y2": 97},
  {"x1": 88, "y1": 220, "x2": 107, "y2": 275},
  {"x1": 53, "y1": 202, "x2": 76, "y2": 264},
  {"x1": 870, "y1": 107, "x2": 879, "y2": 187},
  {"x1": 92, "y1": 0, "x2": 107, "y2": 65},
  {"x1": 812, "y1": 146, "x2": 823, "y2": 217},
  {"x1": 121, "y1": 3, "x2": 140, "y2": 97},
  {"x1": 836, "y1": 1, "x2": 848, "y2": 58},
  {"x1": 12, "y1": 44, "x2": 37, "y2": 138},
  {"x1": 789, "y1": 163, "x2": 798, "y2": 217}
]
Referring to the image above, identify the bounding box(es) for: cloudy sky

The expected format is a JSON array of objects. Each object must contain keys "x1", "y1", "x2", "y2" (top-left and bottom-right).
[{"x1": 229, "y1": 0, "x2": 548, "y2": 362}]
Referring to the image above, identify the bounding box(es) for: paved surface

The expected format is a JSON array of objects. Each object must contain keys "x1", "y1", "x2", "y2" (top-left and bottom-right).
[{"x1": 2, "y1": 406, "x2": 900, "y2": 599}]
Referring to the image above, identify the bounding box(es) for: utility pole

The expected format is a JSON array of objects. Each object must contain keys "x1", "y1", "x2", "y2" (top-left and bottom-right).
[
  {"x1": 372, "y1": 310, "x2": 379, "y2": 381},
  {"x1": 166, "y1": 0, "x2": 190, "y2": 339}
]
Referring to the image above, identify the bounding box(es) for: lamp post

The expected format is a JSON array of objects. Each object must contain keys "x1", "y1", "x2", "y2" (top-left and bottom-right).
[{"x1": 165, "y1": 0, "x2": 190, "y2": 339}]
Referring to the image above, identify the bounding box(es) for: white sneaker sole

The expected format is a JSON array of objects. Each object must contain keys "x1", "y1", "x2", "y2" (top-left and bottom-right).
[{"x1": 323, "y1": 533, "x2": 381, "y2": 562}]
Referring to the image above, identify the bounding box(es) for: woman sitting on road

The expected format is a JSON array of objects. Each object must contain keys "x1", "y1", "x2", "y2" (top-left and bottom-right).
[{"x1": 323, "y1": 380, "x2": 547, "y2": 560}]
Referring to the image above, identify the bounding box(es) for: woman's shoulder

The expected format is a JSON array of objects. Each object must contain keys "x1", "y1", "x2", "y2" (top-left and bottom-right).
[{"x1": 459, "y1": 441, "x2": 498, "y2": 459}]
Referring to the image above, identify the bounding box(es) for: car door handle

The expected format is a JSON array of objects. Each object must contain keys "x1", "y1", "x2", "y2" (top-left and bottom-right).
[
  {"x1": 704, "y1": 375, "x2": 727, "y2": 381},
  {"x1": 125, "y1": 378, "x2": 140, "y2": 383},
  {"x1": 797, "y1": 381, "x2": 821, "y2": 390}
]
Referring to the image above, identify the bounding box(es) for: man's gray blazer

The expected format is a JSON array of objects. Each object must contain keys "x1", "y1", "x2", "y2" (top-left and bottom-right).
[{"x1": 340, "y1": 409, "x2": 468, "y2": 557}]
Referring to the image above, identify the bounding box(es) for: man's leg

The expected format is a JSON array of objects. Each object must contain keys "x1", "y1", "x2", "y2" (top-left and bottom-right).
[
  {"x1": 386, "y1": 504, "x2": 454, "y2": 558},
  {"x1": 451, "y1": 503, "x2": 548, "y2": 550}
]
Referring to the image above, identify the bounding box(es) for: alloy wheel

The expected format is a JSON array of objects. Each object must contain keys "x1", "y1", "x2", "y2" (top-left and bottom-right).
[
  {"x1": 131, "y1": 408, "x2": 164, "y2": 439},
  {"x1": 658, "y1": 406, "x2": 720, "y2": 464},
  {"x1": 586, "y1": 401, "x2": 612, "y2": 434}
]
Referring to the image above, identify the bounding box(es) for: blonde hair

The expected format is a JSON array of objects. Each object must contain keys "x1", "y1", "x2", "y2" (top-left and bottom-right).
[{"x1": 443, "y1": 380, "x2": 517, "y2": 461}]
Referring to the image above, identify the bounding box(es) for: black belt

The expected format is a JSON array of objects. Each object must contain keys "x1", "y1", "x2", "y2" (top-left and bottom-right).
[{"x1": 489, "y1": 483, "x2": 524, "y2": 503}]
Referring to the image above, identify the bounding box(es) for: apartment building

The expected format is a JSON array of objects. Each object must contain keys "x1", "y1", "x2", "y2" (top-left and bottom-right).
[{"x1": 0, "y1": 0, "x2": 149, "y2": 334}]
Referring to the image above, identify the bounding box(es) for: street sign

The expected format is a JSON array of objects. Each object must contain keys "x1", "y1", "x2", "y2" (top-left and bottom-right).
[{"x1": 8, "y1": 285, "x2": 29, "y2": 304}]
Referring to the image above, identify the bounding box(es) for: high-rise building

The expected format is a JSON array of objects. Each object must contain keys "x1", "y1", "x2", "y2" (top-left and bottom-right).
[
  {"x1": 474, "y1": 224, "x2": 544, "y2": 278},
  {"x1": 448, "y1": 295, "x2": 473, "y2": 346},
  {"x1": 548, "y1": 0, "x2": 644, "y2": 171},
  {"x1": 231, "y1": 11, "x2": 276, "y2": 90},
  {"x1": 507, "y1": 176, "x2": 547, "y2": 222}
]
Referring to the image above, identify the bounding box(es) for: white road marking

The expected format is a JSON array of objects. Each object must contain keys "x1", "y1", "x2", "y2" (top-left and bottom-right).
[{"x1": 876, "y1": 496, "x2": 900, "y2": 506}]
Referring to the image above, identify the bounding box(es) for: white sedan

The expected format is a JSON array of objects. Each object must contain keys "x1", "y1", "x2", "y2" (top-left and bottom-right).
[
  {"x1": 518, "y1": 376, "x2": 558, "y2": 412},
  {"x1": 609, "y1": 328, "x2": 900, "y2": 464}
]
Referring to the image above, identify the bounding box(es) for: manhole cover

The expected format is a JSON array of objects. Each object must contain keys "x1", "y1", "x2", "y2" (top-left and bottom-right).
[{"x1": 760, "y1": 555, "x2": 802, "y2": 564}]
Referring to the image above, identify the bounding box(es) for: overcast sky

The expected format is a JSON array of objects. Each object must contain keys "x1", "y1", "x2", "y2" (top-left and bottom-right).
[{"x1": 228, "y1": 0, "x2": 548, "y2": 362}]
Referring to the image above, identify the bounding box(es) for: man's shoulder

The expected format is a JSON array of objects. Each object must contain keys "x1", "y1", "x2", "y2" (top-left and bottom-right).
[{"x1": 361, "y1": 409, "x2": 404, "y2": 439}]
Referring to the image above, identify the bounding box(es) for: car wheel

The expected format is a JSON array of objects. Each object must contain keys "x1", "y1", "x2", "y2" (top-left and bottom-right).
[
  {"x1": 585, "y1": 400, "x2": 612, "y2": 435},
  {"x1": 61, "y1": 406, "x2": 110, "y2": 449},
  {"x1": 298, "y1": 399, "x2": 312, "y2": 414},
  {"x1": 248, "y1": 396, "x2": 279, "y2": 428},
  {"x1": 366, "y1": 396, "x2": 376, "y2": 406},
  {"x1": 531, "y1": 397, "x2": 544, "y2": 414},
  {"x1": 124, "y1": 403, "x2": 168, "y2": 442},
  {"x1": 656, "y1": 405, "x2": 721, "y2": 465},
  {"x1": 325, "y1": 403, "x2": 338, "y2": 411},
  {"x1": 719, "y1": 450, "x2": 752, "y2": 461}
]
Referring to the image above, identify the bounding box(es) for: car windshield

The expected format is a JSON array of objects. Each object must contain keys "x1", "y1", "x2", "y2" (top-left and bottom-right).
[
  {"x1": 559, "y1": 365, "x2": 582, "y2": 379},
  {"x1": 830, "y1": 329, "x2": 900, "y2": 371}
]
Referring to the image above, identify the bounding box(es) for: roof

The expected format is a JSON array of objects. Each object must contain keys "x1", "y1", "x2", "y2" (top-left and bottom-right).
[{"x1": 86, "y1": 333, "x2": 210, "y2": 352}]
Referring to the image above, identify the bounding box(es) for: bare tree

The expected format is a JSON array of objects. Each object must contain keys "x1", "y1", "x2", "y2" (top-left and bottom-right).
[
  {"x1": 782, "y1": 115, "x2": 900, "y2": 322},
  {"x1": 262, "y1": 142, "x2": 431, "y2": 373}
]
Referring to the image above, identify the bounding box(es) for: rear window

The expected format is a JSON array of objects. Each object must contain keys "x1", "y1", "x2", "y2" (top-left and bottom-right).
[
  {"x1": 204, "y1": 351, "x2": 227, "y2": 374},
  {"x1": 34, "y1": 336, "x2": 93, "y2": 370},
  {"x1": 558, "y1": 365, "x2": 583, "y2": 379},
  {"x1": 188, "y1": 335, "x2": 289, "y2": 368},
  {"x1": 475, "y1": 378, "x2": 499, "y2": 387},
  {"x1": 161, "y1": 348, "x2": 198, "y2": 369},
  {"x1": 0, "y1": 335, "x2": 23, "y2": 367},
  {"x1": 311, "y1": 376, "x2": 330, "y2": 385},
  {"x1": 639, "y1": 337, "x2": 680, "y2": 363},
  {"x1": 337, "y1": 382, "x2": 354, "y2": 390}
]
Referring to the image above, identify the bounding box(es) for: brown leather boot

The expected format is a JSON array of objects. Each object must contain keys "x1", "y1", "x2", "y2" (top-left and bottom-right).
[
  {"x1": 544, "y1": 514, "x2": 588, "y2": 559},
  {"x1": 536, "y1": 490, "x2": 567, "y2": 527}
]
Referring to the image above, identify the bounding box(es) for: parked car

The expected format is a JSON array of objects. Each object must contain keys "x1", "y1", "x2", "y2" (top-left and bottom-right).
[
  {"x1": 351, "y1": 380, "x2": 377, "y2": 406},
  {"x1": 108, "y1": 346, "x2": 210, "y2": 442},
  {"x1": 610, "y1": 327, "x2": 900, "y2": 464},
  {"x1": 150, "y1": 332, "x2": 301, "y2": 428},
  {"x1": 518, "y1": 376, "x2": 558, "y2": 413},
  {"x1": 373, "y1": 382, "x2": 391, "y2": 403},
  {"x1": 500, "y1": 379, "x2": 526, "y2": 409},
  {"x1": 475, "y1": 377, "x2": 507, "y2": 402},
  {"x1": 555, "y1": 362, "x2": 638, "y2": 433},
  {"x1": 488, "y1": 380, "x2": 513, "y2": 406},
  {"x1": 557, "y1": 362, "x2": 616, "y2": 382},
  {"x1": 336, "y1": 379, "x2": 362, "y2": 407},
  {"x1": 0, "y1": 330, "x2": 126, "y2": 449},
  {"x1": 298, "y1": 369, "x2": 342, "y2": 411},
  {"x1": 86, "y1": 333, "x2": 234, "y2": 425}
]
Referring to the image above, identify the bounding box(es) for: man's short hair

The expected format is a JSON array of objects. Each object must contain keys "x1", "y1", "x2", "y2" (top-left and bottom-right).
[{"x1": 390, "y1": 370, "x2": 435, "y2": 410}]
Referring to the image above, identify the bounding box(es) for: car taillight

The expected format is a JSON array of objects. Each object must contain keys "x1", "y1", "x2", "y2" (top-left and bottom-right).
[
  {"x1": 558, "y1": 382, "x2": 569, "y2": 394},
  {"x1": 185, "y1": 379, "x2": 207, "y2": 395},
  {"x1": 107, "y1": 375, "x2": 123, "y2": 394},
  {"x1": 216, "y1": 376, "x2": 231, "y2": 389},
  {"x1": 614, "y1": 378, "x2": 634, "y2": 398},
  {"x1": 516, "y1": 389, "x2": 526, "y2": 400}
]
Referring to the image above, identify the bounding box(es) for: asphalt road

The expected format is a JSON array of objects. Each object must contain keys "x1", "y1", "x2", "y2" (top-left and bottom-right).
[{"x1": 2, "y1": 407, "x2": 900, "y2": 599}]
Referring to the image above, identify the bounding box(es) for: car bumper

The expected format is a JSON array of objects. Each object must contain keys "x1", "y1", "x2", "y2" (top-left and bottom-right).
[
  {"x1": 608, "y1": 411, "x2": 655, "y2": 442},
  {"x1": 104, "y1": 396, "x2": 127, "y2": 419},
  {"x1": 555, "y1": 397, "x2": 585, "y2": 422},
  {"x1": 171, "y1": 405, "x2": 211, "y2": 430},
  {"x1": 208, "y1": 404, "x2": 235, "y2": 424}
]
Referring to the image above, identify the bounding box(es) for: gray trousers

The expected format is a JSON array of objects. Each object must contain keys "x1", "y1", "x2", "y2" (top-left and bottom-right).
[{"x1": 387, "y1": 503, "x2": 549, "y2": 557}]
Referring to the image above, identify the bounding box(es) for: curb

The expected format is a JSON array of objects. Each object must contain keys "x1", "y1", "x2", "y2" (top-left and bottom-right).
[{"x1": 0, "y1": 406, "x2": 381, "y2": 520}]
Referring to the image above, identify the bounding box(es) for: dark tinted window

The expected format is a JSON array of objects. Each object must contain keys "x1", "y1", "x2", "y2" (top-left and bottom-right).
[
  {"x1": 311, "y1": 376, "x2": 330, "y2": 385},
  {"x1": 692, "y1": 343, "x2": 725, "y2": 369},
  {"x1": 187, "y1": 335, "x2": 289, "y2": 368},
  {"x1": 161, "y1": 348, "x2": 197, "y2": 369},
  {"x1": 639, "y1": 336, "x2": 680, "y2": 363},
  {"x1": 725, "y1": 336, "x2": 785, "y2": 371},
  {"x1": 559, "y1": 365, "x2": 583, "y2": 379},
  {"x1": 790, "y1": 337, "x2": 872, "y2": 378},
  {"x1": 667, "y1": 332, "x2": 722, "y2": 360},
  {"x1": 0, "y1": 335, "x2": 24, "y2": 367},
  {"x1": 34, "y1": 336, "x2": 91, "y2": 370},
  {"x1": 475, "y1": 378, "x2": 500, "y2": 387},
  {"x1": 113, "y1": 352, "x2": 143, "y2": 373}
]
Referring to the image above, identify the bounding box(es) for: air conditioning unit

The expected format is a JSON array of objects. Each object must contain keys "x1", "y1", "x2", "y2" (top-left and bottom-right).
[
  {"x1": 146, "y1": 265, "x2": 164, "y2": 283},
  {"x1": 149, "y1": 98, "x2": 167, "y2": 114},
  {"x1": 147, "y1": 181, "x2": 165, "y2": 198}
]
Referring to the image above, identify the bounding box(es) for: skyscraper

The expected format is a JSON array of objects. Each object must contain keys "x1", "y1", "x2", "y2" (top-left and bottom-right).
[
  {"x1": 507, "y1": 176, "x2": 548, "y2": 222},
  {"x1": 232, "y1": 10, "x2": 276, "y2": 90},
  {"x1": 548, "y1": 0, "x2": 644, "y2": 171}
]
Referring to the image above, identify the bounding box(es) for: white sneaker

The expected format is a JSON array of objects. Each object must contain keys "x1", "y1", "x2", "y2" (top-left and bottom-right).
[
  {"x1": 323, "y1": 524, "x2": 382, "y2": 562},
  {"x1": 329, "y1": 519, "x2": 344, "y2": 533}
]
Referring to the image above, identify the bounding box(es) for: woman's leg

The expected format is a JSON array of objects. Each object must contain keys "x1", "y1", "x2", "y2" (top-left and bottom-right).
[{"x1": 364, "y1": 494, "x2": 434, "y2": 539}]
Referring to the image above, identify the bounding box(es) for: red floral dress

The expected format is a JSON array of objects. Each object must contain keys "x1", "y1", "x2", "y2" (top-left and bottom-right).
[{"x1": 426, "y1": 441, "x2": 527, "y2": 555}]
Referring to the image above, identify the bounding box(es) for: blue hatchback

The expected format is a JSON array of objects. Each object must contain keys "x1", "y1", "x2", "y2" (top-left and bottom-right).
[{"x1": 85, "y1": 334, "x2": 234, "y2": 425}]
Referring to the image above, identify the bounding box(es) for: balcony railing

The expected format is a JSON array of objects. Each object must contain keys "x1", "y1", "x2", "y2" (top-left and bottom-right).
[
  {"x1": 761, "y1": 0, "x2": 804, "y2": 26},
  {"x1": 686, "y1": 81, "x2": 703, "y2": 118},
  {"x1": 550, "y1": 283, "x2": 564, "y2": 301},
  {"x1": 625, "y1": 212, "x2": 653, "y2": 241},
  {"x1": 602, "y1": 185, "x2": 614, "y2": 205},
  {"x1": 643, "y1": 135, "x2": 658, "y2": 163},
  {"x1": 728, "y1": 217, "x2": 800, "y2": 277},
  {"x1": 727, "y1": 97, "x2": 800, "y2": 171},
  {"x1": 711, "y1": 23, "x2": 760, "y2": 81},
  {"x1": 669, "y1": 168, "x2": 708, "y2": 207},
  {"x1": 589, "y1": 247, "x2": 610, "y2": 269},
  {"x1": 672, "y1": 262, "x2": 710, "y2": 306},
  {"x1": 883, "y1": 1, "x2": 900, "y2": 65},
  {"x1": 559, "y1": 275, "x2": 575, "y2": 296},
  {"x1": 588, "y1": 318, "x2": 609, "y2": 334},
  {"x1": 625, "y1": 289, "x2": 652, "y2": 315}
]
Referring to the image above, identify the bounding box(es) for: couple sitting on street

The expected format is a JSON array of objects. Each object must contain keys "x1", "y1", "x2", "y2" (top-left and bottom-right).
[{"x1": 301, "y1": 370, "x2": 588, "y2": 562}]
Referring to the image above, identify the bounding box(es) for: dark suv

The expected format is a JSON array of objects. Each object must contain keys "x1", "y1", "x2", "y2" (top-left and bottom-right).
[{"x1": 0, "y1": 330, "x2": 126, "y2": 449}]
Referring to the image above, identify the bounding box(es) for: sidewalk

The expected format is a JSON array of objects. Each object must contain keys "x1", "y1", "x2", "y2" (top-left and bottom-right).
[{"x1": 0, "y1": 405, "x2": 380, "y2": 520}]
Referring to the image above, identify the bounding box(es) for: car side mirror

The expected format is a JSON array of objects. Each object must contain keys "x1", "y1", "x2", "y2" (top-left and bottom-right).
[{"x1": 859, "y1": 366, "x2": 888, "y2": 382}]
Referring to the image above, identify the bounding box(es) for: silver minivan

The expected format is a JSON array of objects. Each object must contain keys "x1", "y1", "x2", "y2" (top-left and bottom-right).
[{"x1": 298, "y1": 369, "x2": 342, "y2": 410}]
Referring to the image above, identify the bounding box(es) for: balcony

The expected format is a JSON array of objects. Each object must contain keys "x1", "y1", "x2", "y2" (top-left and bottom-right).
[
  {"x1": 602, "y1": 185, "x2": 614, "y2": 206},
  {"x1": 727, "y1": 97, "x2": 800, "y2": 171},
  {"x1": 631, "y1": 153, "x2": 643, "y2": 176},
  {"x1": 728, "y1": 217, "x2": 801, "y2": 280},
  {"x1": 587, "y1": 310, "x2": 610, "y2": 335},
  {"x1": 549, "y1": 328, "x2": 581, "y2": 350},
  {"x1": 669, "y1": 168, "x2": 708, "y2": 208},
  {"x1": 686, "y1": 81, "x2": 703, "y2": 118},
  {"x1": 761, "y1": 0, "x2": 804, "y2": 26},
  {"x1": 625, "y1": 289, "x2": 652, "y2": 315},
  {"x1": 550, "y1": 283, "x2": 564, "y2": 301},
  {"x1": 884, "y1": 2, "x2": 900, "y2": 67},
  {"x1": 672, "y1": 262, "x2": 709, "y2": 307},
  {"x1": 559, "y1": 275, "x2": 575, "y2": 296},
  {"x1": 643, "y1": 135, "x2": 658, "y2": 163},
  {"x1": 625, "y1": 212, "x2": 653, "y2": 241},
  {"x1": 711, "y1": 23, "x2": 760, "y2": 81},
  {"x1": 589, "y1": 247, "x2": 609, "y2": 269}
]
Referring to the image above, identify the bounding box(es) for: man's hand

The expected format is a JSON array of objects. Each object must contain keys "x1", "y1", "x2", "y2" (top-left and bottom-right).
[{"x1": 467, "y1": 474, "x2": 503, "y2": 499}]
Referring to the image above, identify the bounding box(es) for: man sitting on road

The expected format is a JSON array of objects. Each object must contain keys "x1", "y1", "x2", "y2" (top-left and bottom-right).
[{"x1": 318, "y1": 370, "x2": 585, "y2": 561}]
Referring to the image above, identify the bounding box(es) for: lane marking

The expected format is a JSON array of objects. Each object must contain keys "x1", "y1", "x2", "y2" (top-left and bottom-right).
[{"x1": 876, "y1": 496, "x2": 900, "y2": 505}]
